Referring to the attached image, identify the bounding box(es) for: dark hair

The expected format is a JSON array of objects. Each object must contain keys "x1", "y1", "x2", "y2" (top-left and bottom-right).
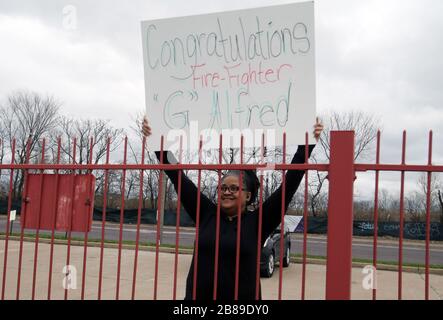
[{"x1": 222, "y1": 170, "x2": 260, "y2": 205}]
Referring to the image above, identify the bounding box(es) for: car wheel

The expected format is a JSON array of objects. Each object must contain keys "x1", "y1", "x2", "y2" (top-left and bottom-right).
[
  {"x1": 261, "y1": 252, "x2": 275, "y2": 278},
  {"x1": 283, "y1": 247, "x2": 290, "y2": 267}
]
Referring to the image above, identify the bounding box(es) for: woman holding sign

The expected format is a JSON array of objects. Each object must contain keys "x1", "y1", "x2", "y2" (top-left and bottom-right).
[{"x1": 142, "y1": 116, "x2": 323, "y2": 300}]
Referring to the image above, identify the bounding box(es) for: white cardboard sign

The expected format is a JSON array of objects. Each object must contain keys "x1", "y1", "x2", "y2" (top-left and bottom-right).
[{"x1": 141, "y1": 1, "x2": 316, "y2": 152}]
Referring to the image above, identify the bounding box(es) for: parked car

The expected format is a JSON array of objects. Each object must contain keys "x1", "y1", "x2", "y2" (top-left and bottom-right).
[{"x1": 260, "y1": 224, "x2": 291, "y2": 278}]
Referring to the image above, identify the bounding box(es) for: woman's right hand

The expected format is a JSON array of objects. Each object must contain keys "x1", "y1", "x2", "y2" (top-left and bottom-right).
[
  {"x1": 313, "y1": 117, "x2": 324, "y2": 143},
  {"x1": 142, "y1": 116, "x2": 152, "y2": 137}
]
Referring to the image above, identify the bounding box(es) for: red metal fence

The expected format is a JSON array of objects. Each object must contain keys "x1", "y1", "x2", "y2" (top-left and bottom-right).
[{"x1": 0, "y1": 131, "x2": 442, "y2": 300}]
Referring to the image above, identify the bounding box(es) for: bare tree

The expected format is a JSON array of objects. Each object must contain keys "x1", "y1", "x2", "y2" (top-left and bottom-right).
[
  {"x1": 418, "y1": 173, "x2": 443, "y2": 224},
  {"x1": 0, "y1": 90, "x2": 60, "y2": 199},
  {"x1": 0, "y1": 135, "x2": 5, "y2": 177},
  {"x1": 438, "y1": 187, "x2": 443, "y2": 224},
  {"x1": 309, "y1": 188, "x2": 328, "y2": 217},
  {"x1": 405, "y1": 191, "x2": 425, "y2": 222},
  {"x1": 354, "y1": 200, "x2": 373, "y2": 220},
  {"x1": 51, "y1": 116, "x2": 125, "y2": 204},
  {"x1": 0, "y1": 136, "x2": 6, "y2": 198},
  {"x1": 307, "y1": 155, "x2": 328, "y2": 217},
  {"x1": 318, "y1": 110, "x2": 380, "y2": 161},
  {"x1": 54, "y1": 116, "x2": 124, "y2": 166},
  {"x1": 128, "y1": 112, "x2": 161, "y2": 209},
  {"x1": 308, "y1": 110, "x2": 381, "y2": 216},
  {"x1": 288, "y1": 189, "x2": 306, "y2": 215},
  {"x1": 418, "y1": 172, "x2": 439, "y2": 199},
  {"x1": 379, "y1": 189, "x2": 393, "y2": 222},
  {"x1": 0, "y1": 134, "x2": 5, "y2": 165}
]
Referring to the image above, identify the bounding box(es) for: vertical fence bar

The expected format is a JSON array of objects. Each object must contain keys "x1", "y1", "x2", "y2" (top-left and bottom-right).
[
  {"x1": 153, "y1": 136, "x2": 164, "y2": 300},
  {"x1": 1, "y1": 139, "x2": 16, "y2": 300},
  {"x1": 325, "y1": 131, "x2": 355, "y2": 300},
  {"x1": 16, "y1": 137, "x2": 31, "y2": 300},
  {"x1": 372, "y1": 131, "x2": 381, "y2": 300},
  {"x1": 255, "y1": 133, "x2": 265, "y2": 300},
  {"x1": 234, "y1": 136, "x2": 244, "y2": 300},
  {"x1": 131, "y1": 136, "x2": 146, "y2": 300},
  {"x1": 80, "y1": 137, "x2": 94, "y2": 300},
  {"x1": 64, "y1": 137, "x2": 77, "y2": 300},
  {"x1": 172, "y1": 136, "x2": 183, "y2": 300},
  {"x1": 115, "y1": 137, "x2": 128, "y2": 300},
  {"x1": 301, "y1": 132, "x2": 309, "y2": 300},
  {"x1": 398, "y1": 131, "x2": 406, "y2": 300},
  {"x1": 192, "y1": 137, "x2": 203, "y2": 300},
  {"x1": 97, "y1": 137, "x2": 111, "y2": 300},
  {"x1": 213, "y1": 134, "x2": 223, "y2": 300},
  {"x1": 31, "y1": 138, "x2": 46, "y2": 300},
  {"x1": 47, "y1": 137, "x2": 62, "y2": 300},
  {"x1": 425, "y1": 131, "x2": 433, "y2": 300},
  {"x1": 278, "y1": 133, "x2": 287, "y2": 300}
]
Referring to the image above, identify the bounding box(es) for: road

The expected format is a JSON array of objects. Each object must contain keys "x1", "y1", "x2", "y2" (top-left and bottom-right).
[{"x1": 1, "y1": 217, "x2": 443, "y2": 265}]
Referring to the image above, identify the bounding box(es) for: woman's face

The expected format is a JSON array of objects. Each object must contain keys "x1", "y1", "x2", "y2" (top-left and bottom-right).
[{"x1": 220, "y1": 175, "x2": 251, "y2": 215}]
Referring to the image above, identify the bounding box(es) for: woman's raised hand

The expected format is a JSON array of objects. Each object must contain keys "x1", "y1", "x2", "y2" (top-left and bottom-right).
[
  {"x1": 313, "y1": 117, "x2": 324, "y2": 142},
  {"x1": 142, "y1": 116, "x2": 152, "y2": 137}
]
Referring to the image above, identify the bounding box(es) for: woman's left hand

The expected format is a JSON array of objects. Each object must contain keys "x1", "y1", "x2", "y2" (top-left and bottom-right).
[{"x1": 313, "y1": 117, "x2": 324, "y2": 142}]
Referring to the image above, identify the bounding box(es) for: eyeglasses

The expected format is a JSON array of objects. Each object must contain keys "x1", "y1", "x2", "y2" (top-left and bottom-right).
[{"x1": 221, "y1": 184, "x2": 245, "y2": 193}]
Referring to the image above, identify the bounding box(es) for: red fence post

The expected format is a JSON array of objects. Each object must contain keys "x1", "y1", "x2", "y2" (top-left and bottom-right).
[{"x1": 325, "y1": 131, "x2": 355, "y2": 300}]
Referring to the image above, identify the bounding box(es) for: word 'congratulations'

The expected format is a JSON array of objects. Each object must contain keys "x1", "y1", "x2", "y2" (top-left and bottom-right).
[{"x1": 145, "y1": 16, "x2": 311, "y2": 70}]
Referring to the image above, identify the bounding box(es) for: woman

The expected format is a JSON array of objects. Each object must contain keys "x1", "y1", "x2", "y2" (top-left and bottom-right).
[{"x1": 142, "y1": 117, "x2": 323, "y2": 300}]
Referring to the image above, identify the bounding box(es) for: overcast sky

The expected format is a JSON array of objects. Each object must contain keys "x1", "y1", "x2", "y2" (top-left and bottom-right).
[{"x1": 1, "y1": 0, "x2": 442, "y2": 198}]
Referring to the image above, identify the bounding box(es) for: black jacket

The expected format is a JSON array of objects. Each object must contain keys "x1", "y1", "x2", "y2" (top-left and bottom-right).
[{"x1": 155, "y1": 144, "x2": 314, "y2": 300}]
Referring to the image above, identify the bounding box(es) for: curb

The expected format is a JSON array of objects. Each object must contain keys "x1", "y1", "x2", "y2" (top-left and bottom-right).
[
  {"x1": 0, "y1": 235, "x2": 195, "y2": 255},
  {"x1": 289, "y1": 257, "x2": 443, "y2": 276}
]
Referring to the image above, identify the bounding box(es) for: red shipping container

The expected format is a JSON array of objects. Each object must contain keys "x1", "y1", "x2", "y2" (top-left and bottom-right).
[{"x1": 21, "y1": 174, "x2": 96, "y2": 232}]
